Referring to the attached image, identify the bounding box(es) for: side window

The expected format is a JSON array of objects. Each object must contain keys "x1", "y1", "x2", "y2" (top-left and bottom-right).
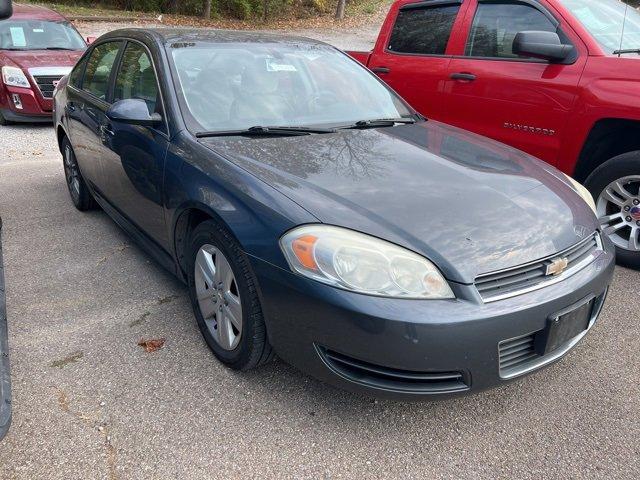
[
  {"x1": 465, "y1": 2, "x2": 557, "y2": 59},
  {"x1": 69, "y1": 56, "x2": 87, "y2": 88},
  {"x1": 83, "y1": 41, "x2": 121, "y2": 100},
  {"x1": 388, "y1": 4, "x2": 461, "y2": 55},
  {"x1": 114, "y1": 42, "x2": 160, "y2": 117}
]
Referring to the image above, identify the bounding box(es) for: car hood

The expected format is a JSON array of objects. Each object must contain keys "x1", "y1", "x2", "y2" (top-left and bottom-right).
[
  {"x1": 200, "y1": 121, "x2": 598, "y2": 283},
  {"x1": 0, "y1": 49, "x2": 83, "y2": 70}
]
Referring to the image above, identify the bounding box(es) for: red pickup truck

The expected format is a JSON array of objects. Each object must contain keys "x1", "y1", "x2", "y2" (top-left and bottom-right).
[{"x1": 348, "y1": 0, "x2": 640, "y2": 268}]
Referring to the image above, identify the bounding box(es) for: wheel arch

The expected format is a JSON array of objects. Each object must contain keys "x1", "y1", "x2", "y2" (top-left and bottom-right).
[{"x1": 574, "y1": 118, "x2": 640, "y2": 182}]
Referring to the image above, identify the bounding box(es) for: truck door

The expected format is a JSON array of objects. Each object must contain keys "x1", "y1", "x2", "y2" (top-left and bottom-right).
[
  {"x1": 367, "y1": 0, "x2": 470, "y2": 120},
  {"x1": 440, "y1": 0, "x2": 587, "y2": 165}
]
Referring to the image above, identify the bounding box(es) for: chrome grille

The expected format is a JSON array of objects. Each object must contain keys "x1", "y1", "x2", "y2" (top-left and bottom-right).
[
  {"x1": 33, "y1": 75, "x2": 63, "y2": 99},
  {"x1": 475, "y1": 233, "x2": 602, "y2": 302}
]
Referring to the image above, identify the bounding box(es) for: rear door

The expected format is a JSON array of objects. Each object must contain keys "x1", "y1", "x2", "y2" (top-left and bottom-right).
[
  {"x1": 440, "y1": 0, "x2": 587, "y2": 164},
  {"x1": 68, "y1": 40, "x2": 123, "y2": 187},
  {"x1": 367, "y1": 0, "x2": 470, "y2": 119},
  {"x1": 99, "y1": 40, "x2": 169, "y2": 246}
]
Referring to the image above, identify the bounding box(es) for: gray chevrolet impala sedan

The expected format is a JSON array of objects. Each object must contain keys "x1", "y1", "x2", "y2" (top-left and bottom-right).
[{"x1": 53, "y1": 29, "x2": 615, "y2": 399}]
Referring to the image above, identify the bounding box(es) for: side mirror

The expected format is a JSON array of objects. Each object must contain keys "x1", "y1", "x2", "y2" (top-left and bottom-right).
[
  {"x1": 512, "y1": 31, "x2": 574, "y2": 63},
  {"x1": 0, "y1": 0, "x2": 12, "y2": 20},
  {"x1": 106, "y1": 99, "x2": 162, "y2": 127},
  {"x1": 86, "y1": 36, "x2": 97, "y2": 45}
]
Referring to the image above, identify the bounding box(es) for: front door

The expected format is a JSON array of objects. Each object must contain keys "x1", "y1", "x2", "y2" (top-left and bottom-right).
[
  {"x1": 367, "y1": 0, "x2": 470, "y2": 120},
  {"x1": 440, "y1": 0, "x2": 587, "y2": 165},
  {"x1": 99, "y1": 40, "x2": 169, "y2": 246}
]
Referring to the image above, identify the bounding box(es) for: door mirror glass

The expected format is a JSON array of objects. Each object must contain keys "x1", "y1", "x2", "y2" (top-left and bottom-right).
[
  {"x1": 106, "y1": 98, "x2": 162, "y2": 126},
  {"x1": 512, "y1": 31, "x2": 574, "y2": 62},
  {"x1": 0, "y1": 0, "x2": 12, "y2": 20}
]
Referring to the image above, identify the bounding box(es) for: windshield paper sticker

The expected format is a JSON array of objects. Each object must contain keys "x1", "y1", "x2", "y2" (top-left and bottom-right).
[
  {"x1": 265, "y1": 58, "x2": 297, "y2": 72},
  {"x1": 9, "y1": 27, "x2": 26, "y2": 47}
]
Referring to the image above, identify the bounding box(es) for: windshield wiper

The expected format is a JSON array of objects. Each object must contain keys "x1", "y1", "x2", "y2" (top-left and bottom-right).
[
  {"x1": 338, "y1": 118, "x2": 417, "y2": 130},
  {"x1": 196, "y1": 125, "x2": 336, "y2": 138},
  {"x1": 613, "y1": 48, "x2": 640, "y2": 55},
  {"x1": 44, "y1": 47, "x2": 76, "y2": 51}
]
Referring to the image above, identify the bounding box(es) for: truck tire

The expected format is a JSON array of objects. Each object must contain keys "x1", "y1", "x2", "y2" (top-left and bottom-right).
[{"x1": 585, "y1": 151, "x2": 640, "y2": 269}]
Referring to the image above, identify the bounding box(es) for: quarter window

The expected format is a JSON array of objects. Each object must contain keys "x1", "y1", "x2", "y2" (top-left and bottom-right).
[
  {"x1": 388, "y1": 4, "x2": 461, "y2": 55},
  {"x1": 83, "y1": 41, "x2": 121, "y2": 100},
  {"x1": 114, "y1": 42, "x2": 160, "y2": 117},
  {"x1": 69, "y1": 56, "x2": 87, "y2": 88},
  {"x1": 465, "y1": 2, "x2": 557, "y2": 59}
]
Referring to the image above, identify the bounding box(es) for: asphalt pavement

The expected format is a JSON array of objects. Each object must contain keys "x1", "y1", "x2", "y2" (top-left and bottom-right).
[{"x1": 0, "y1": 76, "x2": 638, "y2": 480}]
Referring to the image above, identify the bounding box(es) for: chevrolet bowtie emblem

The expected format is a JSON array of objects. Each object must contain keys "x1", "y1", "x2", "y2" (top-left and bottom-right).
[{"x1": 546, "y1": 257, "x2": 569, "y2": 276}]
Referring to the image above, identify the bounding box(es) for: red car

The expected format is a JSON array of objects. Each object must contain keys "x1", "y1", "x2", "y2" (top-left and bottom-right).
[
  {"x1": 0, "y1": 3, "x2": 85, "y2": 124},
  {"x1": 349, "y1": 0, "x2": 640, "y2": 268}
]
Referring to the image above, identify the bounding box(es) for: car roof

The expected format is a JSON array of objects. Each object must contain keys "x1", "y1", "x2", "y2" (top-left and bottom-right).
[
  {"x1": 100, "y1": 28, "x2": 328, "y2": 47},
  {"x1": 8, "y1": 3, "x2": 68, "y2": 21}
]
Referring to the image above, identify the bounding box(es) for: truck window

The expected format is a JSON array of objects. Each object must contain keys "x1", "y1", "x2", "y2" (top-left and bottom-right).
[
  {"x1": 465, "y1": 2, "x2": 557, "y2": 59},
  {"x1": 387, "y1": 4, "x2": 461, "y2": 55}
]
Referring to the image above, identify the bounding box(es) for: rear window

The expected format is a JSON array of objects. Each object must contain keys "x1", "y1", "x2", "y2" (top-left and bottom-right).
[{"x1": 387, "y1": 4, "x2": 460, "y2": 55}]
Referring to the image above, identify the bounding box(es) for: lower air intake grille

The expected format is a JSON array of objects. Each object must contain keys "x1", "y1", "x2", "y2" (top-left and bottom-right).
[
  {"x1": 33, "y1": 75, "x2": 63, "y2": 99},
  {"x1": 476, "y1": 233, "x2": 601, "y2": 302},
  {"x1": 498, "y1": 334, "x2": 539, "y2": 377},
  {"x1": 317, "y1": 346, "x2": 469, "y2": 394}
]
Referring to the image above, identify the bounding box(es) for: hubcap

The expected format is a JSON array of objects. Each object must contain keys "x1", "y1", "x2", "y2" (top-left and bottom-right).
[
  {"x1": 597, "y1": 175, "x2": 640, "y2": 252},
  {"x1": 194, "y1": 244, "x2": 242, "y2": 351},
  {"x1": 63, "y1": 146, "x2": 80, "y2": 198}
]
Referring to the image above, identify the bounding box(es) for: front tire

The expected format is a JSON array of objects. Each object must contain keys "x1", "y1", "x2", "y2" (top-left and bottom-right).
[
  {"x1": 585, "y1": 151, "x2": 640, "y2": 269},
  {"x1": 187, "y1": 220, "x2": 273, "y2": 370},
  {"x1": 61, "y1": 137, "x2": 96, "y2": 211},
  {"x1": 0, "y1": 111, "x2": 10, "y2": 126}
]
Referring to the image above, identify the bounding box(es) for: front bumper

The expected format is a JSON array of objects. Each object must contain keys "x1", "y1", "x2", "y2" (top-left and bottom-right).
[
  {"x1": 1, "y1": 85, "x2": 53, "y2": 123},
  {"x1": 0, "y1": 217, "x2": 11, "y2": 439},
  {"x1": 251, "y1": 245, "x2": 615, "y2": 400}
]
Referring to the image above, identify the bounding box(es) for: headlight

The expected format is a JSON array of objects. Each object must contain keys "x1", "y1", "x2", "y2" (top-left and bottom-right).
[
  {"x1": 280, "y1": 225, "x2": 454, "y2": 299},
  {"x1": 1, "y1": 66, "x2": 30, "y2": 88},
  {"x1": 563, "y1": 173, "x2": 596, "y2": 214}
]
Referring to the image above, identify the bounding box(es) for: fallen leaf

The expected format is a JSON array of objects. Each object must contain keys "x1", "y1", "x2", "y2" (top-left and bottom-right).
[{"x1": 137, "y1": 338, "x2": 166, "y2": 353}]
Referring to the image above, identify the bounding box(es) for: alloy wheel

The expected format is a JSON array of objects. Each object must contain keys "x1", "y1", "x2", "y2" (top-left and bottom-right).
[
  {"x1": 597, "y1": 175, "x2": 640, "y2": 252},
  {"x1": 194, "y1": 244, "x2": 243, "y2": 351},
  {"x1": 63, "y1": 145, "x2": 81, "y2": 200}
]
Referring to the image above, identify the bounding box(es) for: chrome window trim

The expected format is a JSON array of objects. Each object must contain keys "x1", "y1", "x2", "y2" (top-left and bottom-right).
[
  {"x1": 477, "y1": 233, "x2": 603, "y2": 303},
  {"x1": 498, "y1": 290, "x2": 607, "y2": 380}
]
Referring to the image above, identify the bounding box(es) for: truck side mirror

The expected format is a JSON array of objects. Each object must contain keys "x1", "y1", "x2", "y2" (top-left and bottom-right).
[
  {"x1": 0, "y1": 0, "x2": 12, "y2": 20},
  {"x1": 512, "y1": 31, "x2": 574, "y2": 63}
]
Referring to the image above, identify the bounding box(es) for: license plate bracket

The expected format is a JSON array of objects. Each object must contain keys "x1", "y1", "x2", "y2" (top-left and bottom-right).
[{"x1": 535, "y1": 297, "x2": 595, "y2": 356}]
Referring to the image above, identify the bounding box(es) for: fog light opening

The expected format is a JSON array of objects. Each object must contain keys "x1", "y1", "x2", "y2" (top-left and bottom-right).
[{"x1": 11, "y1": 94, "x2": 23, "y2": 110}]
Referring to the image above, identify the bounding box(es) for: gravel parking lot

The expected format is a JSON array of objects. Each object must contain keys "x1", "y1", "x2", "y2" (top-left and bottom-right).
[{"x1": 0, "y1": 21, "x2": 638, "y2": 480}]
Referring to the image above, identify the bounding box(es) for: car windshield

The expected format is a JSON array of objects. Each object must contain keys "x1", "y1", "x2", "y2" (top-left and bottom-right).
[
  {"x1": 560, "y1": 0, "x2": 640, "y2": 54},
  {"x1": 168, "y1": 41, "x2": 413, "y2": 132},
  {"x1": 0, "y1": 20, "x2": 85, "y2": 50}
]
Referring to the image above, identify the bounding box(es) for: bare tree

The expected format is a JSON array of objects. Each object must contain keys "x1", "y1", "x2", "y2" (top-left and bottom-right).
[
  {"x1": 335, "y1": 0, "x2": 345, "y2": 19},
  {"x1": 203, "y1": 0, "x2": 212, "y2": 18},
  {"x1": 262, "y1": 0, "x2": 268, "y2": 22}
]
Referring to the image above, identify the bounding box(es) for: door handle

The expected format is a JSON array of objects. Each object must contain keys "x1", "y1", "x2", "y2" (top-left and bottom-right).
[
  {"x1": 371, "y1": 66, "x2": 391, "y2": 74},
  {"x1": 66, "y1": 103, "x2": 76, "y2": 113},
  {"x1": 100, "y1": 124, "x2": 115, "y2": 138},
  {"x1": 450, "y1": 72, "x2": 476, "y2": 81}
]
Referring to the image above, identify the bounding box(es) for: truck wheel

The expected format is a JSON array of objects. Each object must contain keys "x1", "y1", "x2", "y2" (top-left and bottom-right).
[
  {"x1": 187, "y1": 220, "x2": 274, "y2": 370},
  {"x1": 585, "y1": 151, "x2": 640, "y2": 269}
]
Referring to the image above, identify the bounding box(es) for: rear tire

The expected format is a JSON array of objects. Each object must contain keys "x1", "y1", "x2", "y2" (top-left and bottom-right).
[
  {"x1": 585, "y1": 151, "x2": 640, "y2": 269},
  {"x1": 61, "y1": 137, "x2": 96, "y2": 211},
  {"x1": 187, "y1": 219, "x2": 273, "y2": 370}
]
